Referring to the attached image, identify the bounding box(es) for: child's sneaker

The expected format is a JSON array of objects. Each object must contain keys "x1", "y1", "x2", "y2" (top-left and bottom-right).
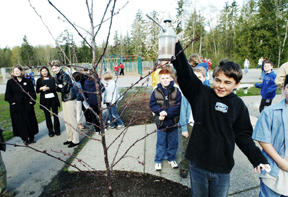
[
  {"x1": 117, "y1": 124, "x2": 125, "y2": 129},
  {"x1": 168, "y1": 161, "x2": 178, "y2": 169},
  {"x1": 155, "y1": 163, "x2": 162, "y2": 171}
]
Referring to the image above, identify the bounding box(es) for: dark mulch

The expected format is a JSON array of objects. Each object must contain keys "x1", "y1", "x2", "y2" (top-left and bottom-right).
[
  {"x1": 40, "y1": 170, "x2": 191, "y2": 197},
  {"x1": 118, "y1": 88, "x2": 154, "y2": 126}
]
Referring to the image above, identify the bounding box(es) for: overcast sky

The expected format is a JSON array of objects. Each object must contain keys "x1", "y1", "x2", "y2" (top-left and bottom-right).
[{"x1": 0, "y1": 0, "x2": 244, "y2": 48}]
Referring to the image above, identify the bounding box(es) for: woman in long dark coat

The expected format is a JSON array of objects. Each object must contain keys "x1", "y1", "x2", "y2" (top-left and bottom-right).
[
  {"x1": 5, "y1": 65, "x2": 38, "y2": 144},
  {"x1": 36, "y1": 66, "x2": 60, "y2": 137}
]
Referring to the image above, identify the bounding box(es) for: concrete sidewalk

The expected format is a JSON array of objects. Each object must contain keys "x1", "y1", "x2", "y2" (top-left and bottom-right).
[{"x1": 2, "y1": 113, "x2": 88, "y2": 197}]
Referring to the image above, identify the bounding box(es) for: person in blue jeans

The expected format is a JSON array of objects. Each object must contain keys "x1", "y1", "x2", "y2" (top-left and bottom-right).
[
  {"x1": 103, "y1": 72, "x2": 124, "y2": 129},
  {"x1": 149, "y1": 68, "x2": 181, "y2": 171},
  {"x1": 252, "y1": 75, "x2": 288, "y2": 197},
  {"x1": 255, "y1": 60, "x2": 277, "y2": 112},
  {"x1": 172, "y1": 41, "x2": 270, "y2": 197}
]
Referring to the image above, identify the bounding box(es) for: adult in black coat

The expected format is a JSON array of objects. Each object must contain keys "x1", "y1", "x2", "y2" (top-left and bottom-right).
[
  {"x1": 36, "y1": 66, "x2": 60, "y2": 137},
  {"x1": 5, "y1": 65, "x2": 38, "y2": 144}
]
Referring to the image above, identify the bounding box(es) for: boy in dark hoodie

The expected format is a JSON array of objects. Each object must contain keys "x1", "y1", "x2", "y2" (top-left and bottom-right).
[
  {"x1": 172, "y1": 41, "x2": 270, "y2": 197},
  {"x1": 149, "y1": 68, "x2": 182, "y2": 171}
]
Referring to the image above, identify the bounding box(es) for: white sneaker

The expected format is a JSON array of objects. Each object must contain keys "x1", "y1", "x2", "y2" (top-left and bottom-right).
[
  {"x1": 168, "y1": 161, "x2": 178, "y2": 169},
  {"x1": 117, "y1": 124, "x2": 125, "y2": 129},
  {"x1": 155, "y1": 163, "x2": 162, "y2": 171}
]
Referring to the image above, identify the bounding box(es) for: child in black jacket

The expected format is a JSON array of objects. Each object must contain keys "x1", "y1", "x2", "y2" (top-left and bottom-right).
[{"x1": 172, "y1": 41, "x2": 270, "y2": 196}]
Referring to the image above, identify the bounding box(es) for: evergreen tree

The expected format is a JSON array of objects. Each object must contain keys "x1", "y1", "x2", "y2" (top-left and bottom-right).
[
  {"x1": 77, "y1": 40, "x2": 93, "y2": 63},
  {"x1": 0, "y1": 48, "x2": 12, "y2": 67},
  {"x1": 145, "y1": 10, "x2": 160, "y2": 61},
  {"x1": 20, "y1": 35, "x2": 36, "y2": 66},
  {"x1": 131, "y1": 10, "x2": 147, "y2": 57},
  {"x1": 183, "y1": 10, "x2": 206, "y2": 56},
  {"x1": 176, "y1": 0, "x2": 184, "y2": 34}
]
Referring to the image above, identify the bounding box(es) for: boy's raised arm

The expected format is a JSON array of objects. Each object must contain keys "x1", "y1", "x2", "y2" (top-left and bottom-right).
[{"x1": 172, "y1": 41, "x2": 202, "y2": 101}]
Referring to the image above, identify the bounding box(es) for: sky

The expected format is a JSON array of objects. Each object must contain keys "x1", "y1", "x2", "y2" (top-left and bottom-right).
[{"x1": 0, "y1": 0, "x2": 244, "y2": 48}]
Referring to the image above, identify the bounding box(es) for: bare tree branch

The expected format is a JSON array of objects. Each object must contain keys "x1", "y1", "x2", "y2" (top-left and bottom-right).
[
  {"x1": 48, "y1": 0, "x2": 92, "y2": 48},
  {"x1": 28, "y1": 0, "x2": 71, "y2": 64}
]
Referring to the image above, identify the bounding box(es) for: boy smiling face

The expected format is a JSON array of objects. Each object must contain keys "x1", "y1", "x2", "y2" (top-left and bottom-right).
[
  {"x1": 159, "y1": 74, "x2": 172, "y2": 88},
  {"x1": 213, "y1": 71, "x2": 239, "y2": 97}
]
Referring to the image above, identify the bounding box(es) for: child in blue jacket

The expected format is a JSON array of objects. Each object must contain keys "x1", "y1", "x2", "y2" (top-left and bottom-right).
[
  {"x1": 149, "y1": 68, "x2": 181, "y2": 171},
  {"x1": 255, "y1": 60, "x2": 277, "y2": 112},
  {"x1": 252, "y1": 75, "x2": 288, "y2": 197}
]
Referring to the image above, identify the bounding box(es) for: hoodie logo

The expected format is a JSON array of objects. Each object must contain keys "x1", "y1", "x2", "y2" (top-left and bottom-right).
[{"x1": 215, "y1": 102, "x2": 228, "y2": 113}]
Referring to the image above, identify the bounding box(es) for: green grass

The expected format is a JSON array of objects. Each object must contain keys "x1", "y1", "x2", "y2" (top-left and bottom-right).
[
  {"x1": 235, "y1": 86, "x2": 282, "y2": 97},
  {"x1": 0, "y1": 93, "x2": 62, "y2": 141}
]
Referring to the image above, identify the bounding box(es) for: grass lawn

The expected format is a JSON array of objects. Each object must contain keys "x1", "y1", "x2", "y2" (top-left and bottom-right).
[
  {"x1": 235, "y1": 86, "x2": 282, "y2": 97},
  {"x1": 0, "y1": 93, "x2": 62, "y2": 141}
]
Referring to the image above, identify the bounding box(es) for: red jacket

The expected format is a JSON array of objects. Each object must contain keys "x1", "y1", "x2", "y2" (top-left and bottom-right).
[{"x1": 119, "y1": 63, "x2": 124, "y2": 69}]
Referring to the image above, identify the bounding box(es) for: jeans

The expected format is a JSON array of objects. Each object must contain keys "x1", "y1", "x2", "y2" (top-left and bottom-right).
[
  {"x1": 106, "y1": 103, "x2": 124, "y2": 127},
  {"x1": 189, "y1": 160, "x2": 230, "y2": 197},
  {"x1": 154, "y1": 128, "x2": 178, "y2": 163},
  {"x1": 244, "y1": 66, "x2": 249, "y2": 74},
  {"x1": 259, "y1": 179, "x2": 287, "y2": 197}
]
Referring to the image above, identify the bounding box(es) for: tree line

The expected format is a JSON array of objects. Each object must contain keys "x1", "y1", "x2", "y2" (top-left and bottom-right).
[{"x1": 0, "y1": 0, "x2": 287, "y2": 68}]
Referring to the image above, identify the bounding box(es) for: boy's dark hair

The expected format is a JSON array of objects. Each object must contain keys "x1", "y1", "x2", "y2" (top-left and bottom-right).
[
  {"x1": 264, "y1": 60, "x2": 273, "y2": 66},
  {"x1": 284, "y1": 75, "x2": 288, "y2": 88},
  {"x1": 212, "y1": 60, "x2": 242, "y2": 84},
  {"x1": 72, "y1": 72, "x2": 83, "y2": 82}
]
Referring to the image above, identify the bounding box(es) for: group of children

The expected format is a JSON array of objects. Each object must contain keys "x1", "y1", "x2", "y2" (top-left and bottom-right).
[
  {"x1": 149, "y1": 40, "x2": 288, "y2": 197},
  {"x1": 113, "y1": 62, "x2": 125, "y2": 76}
]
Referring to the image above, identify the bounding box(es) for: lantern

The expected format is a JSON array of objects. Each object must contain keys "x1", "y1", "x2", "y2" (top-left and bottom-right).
[{"x1": 158, "y1": 19, "x2": 176, "y2": 61}]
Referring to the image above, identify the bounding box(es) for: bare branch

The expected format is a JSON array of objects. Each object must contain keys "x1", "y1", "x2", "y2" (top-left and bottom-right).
[
  {"x1": 93, "y1": 1, "x2": 129, "y2": 31},
  {"x1": 95, "y1": 0, "x2": 117, "y2": 68},
  {"x1": 28, "y1": 0, "x2": 71, "y2": 64},
  {"x1": 111, "y1": 129, "x2": 156, "y2": 168},
  {"x1": 48, "y1": 0, "x2": 92, "y2": 48},
  {"x1": 5, "y1": 142, "x2": 82, "y2": 171}
]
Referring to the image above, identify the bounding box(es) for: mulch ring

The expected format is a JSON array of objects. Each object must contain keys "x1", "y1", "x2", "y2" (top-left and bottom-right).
[{"x1": 40, "y1": 170, "x2": 191, "y2": 197}]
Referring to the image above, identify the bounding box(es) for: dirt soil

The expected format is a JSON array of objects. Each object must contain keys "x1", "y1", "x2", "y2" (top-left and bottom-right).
[
  {"x1": 118, "y1": 89, "x2": 154, "y2": 126},
  {"x1": 40, "y1": 171, "x2": 191, "y2": 197}
]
